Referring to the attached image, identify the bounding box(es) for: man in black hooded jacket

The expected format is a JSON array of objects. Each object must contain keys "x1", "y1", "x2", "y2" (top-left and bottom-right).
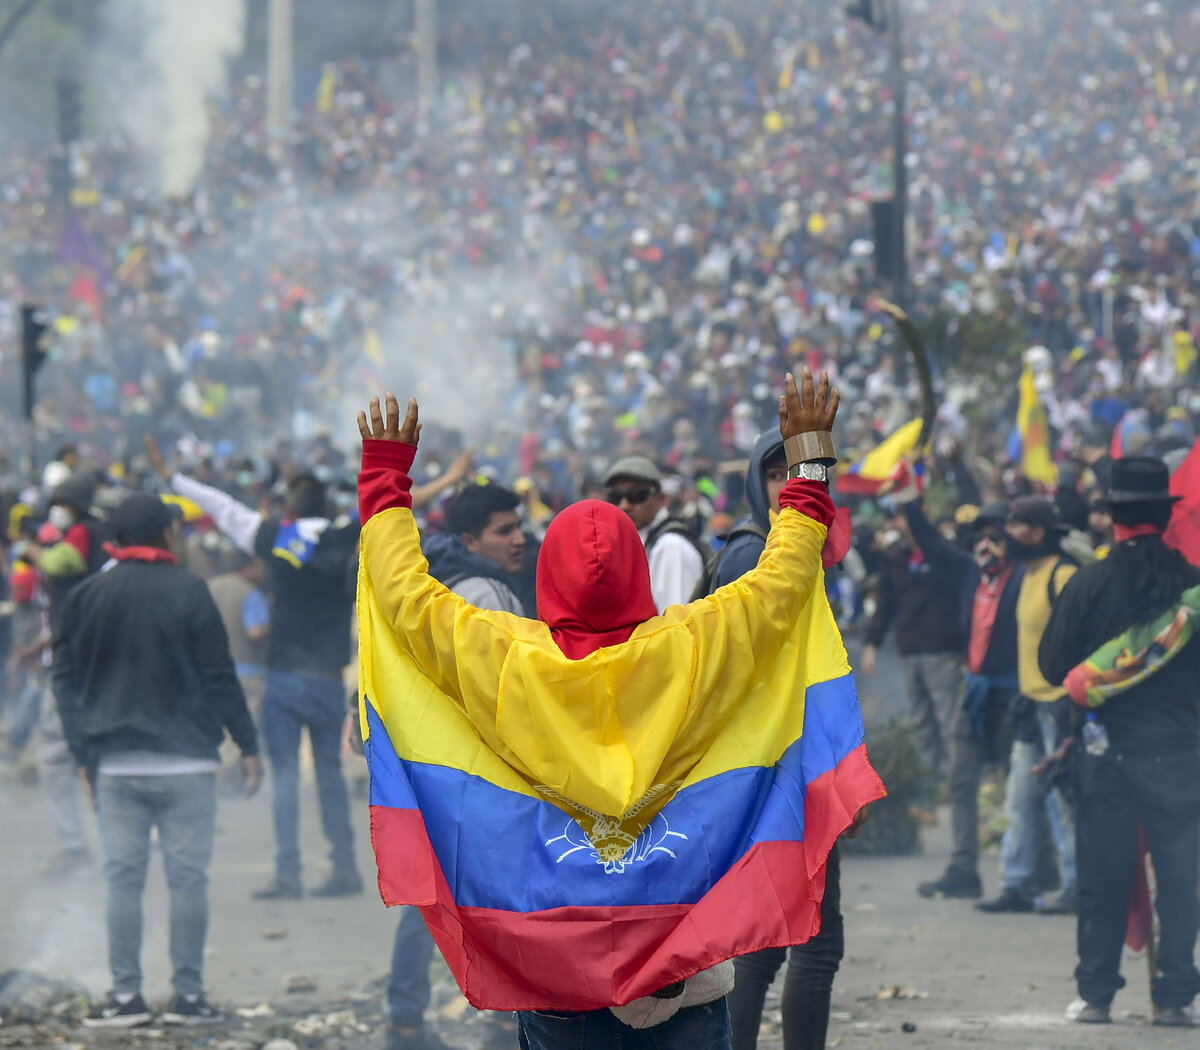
[
  {"x1": 714, "y1": 431, "x2": 845, "y2": 1050},
  {"x1": 1040, "y1": 456, "x2": 1200, "y2": 1028}
]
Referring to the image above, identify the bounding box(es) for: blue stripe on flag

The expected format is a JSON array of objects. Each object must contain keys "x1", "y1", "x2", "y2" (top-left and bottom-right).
[{"x1": 365, "y1": 673, "x2": 863, "y2": 912}]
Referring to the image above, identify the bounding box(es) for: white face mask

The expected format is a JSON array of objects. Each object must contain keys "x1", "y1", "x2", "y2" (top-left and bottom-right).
[{"x1": 48, "y1": 506, "x2": 75, "y2": 532}]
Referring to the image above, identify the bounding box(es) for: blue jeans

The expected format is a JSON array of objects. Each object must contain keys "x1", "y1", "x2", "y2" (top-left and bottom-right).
[
  {"x1": 518, "y1": 999, "x2": 731, "y2": 1050},
  {"x1": 97, "y1": 773, "x2": 216, "y2": 997},
  {"x1": 388, "y1": 907, "x2": 437, "y2": 1027},
  {"x1": 261, "y1": 669, "x2": 357, "y2": 880},
  {"x1": 729, "y1": 847, "x2": 843, "y2": 1050},
  {"x1": 1000, "y1": 706, "x2": 1076, "y2": 898}
]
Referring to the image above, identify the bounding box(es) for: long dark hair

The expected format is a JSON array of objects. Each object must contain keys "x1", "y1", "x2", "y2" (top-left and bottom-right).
[{"x1": 1103, "y1": 526, "x2": 1195, "y2": 636}]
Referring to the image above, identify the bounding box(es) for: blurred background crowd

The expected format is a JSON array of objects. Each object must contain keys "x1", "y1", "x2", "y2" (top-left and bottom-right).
[{"x1": 0, "y1": 0, "x2": 1196, "y2": 536}]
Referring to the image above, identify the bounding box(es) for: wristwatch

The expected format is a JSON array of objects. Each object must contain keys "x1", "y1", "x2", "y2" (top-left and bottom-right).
[{"x1": 788, "y1": 460, "x2": 829, "y2": 484}]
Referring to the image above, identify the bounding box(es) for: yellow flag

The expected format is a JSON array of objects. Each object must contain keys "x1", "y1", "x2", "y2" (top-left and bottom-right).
[
  {"x1": 316, "y1": 64, "x2": 335, "y2": 114},
  {"x1": 778, "y1": 52, "x2": 795, "y2": 91},
  {"x1": 1015, "y1": 367, "x2": 1057, "y2": 486},
  {"x1": 1174, "y1": 330, "x2": 1198, "y2": 377},
  {"x1": 624, "y1": 116, "x2": 640, "y2": 158},
  {"x1": 364, "y1": 329, "x2": 385, "y2": 367}
]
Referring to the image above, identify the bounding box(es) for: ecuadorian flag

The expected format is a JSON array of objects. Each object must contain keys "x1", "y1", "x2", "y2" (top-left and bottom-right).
[
  {"x1": 358, "y1": 460, "x2": 884, "y2": 1012},
  {"x1": 835, "y1": 418, "x2": 924, "y2": 495}
]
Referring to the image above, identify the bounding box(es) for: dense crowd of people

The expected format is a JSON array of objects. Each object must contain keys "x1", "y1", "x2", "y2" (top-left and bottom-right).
[
  {"x1": 1, "y1": 0, "x2": 1199, "y2": 1044},
  {"x1": 0, "y1": 1, "x2": 1198, "y2": 509}
]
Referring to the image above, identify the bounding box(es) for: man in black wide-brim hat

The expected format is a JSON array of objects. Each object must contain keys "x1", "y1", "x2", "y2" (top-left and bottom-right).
[{"x1": 1040, "y1": 456, "x2": 1200, "y2": 1029}]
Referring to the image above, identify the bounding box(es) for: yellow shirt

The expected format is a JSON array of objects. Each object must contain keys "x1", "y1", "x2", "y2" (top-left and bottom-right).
[{"x1": 1016, "y1": 556, "x2": 1076, "y2": 702}]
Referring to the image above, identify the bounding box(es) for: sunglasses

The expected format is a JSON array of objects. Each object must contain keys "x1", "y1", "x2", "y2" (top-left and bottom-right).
[{"x1": 606, "y1": 486, "x2": 658, "y2": 506}]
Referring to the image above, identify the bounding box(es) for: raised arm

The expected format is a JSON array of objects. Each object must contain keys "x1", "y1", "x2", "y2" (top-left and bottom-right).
[
  {"x1": 357, "y1": 395, "x2": 528, "y2": 705},
  {"x1": 145, "y1": 436, "x2": 264, "y2": 554},
  {"x1": 680, "y1": 369, "x2": 840, "y2": 697},
  {"x1": 902, "y1": 501, "x2": 974, "y2": 574}
]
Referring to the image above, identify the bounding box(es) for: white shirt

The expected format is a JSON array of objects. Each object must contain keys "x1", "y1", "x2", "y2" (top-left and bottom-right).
[{"x1": 637, "y1": 507, "x2": 705, "y2": 614}]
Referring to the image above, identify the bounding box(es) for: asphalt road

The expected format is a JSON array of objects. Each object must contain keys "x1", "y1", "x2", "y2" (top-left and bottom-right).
[{"x1": 0, "y1": 642, "x2": 1192, "y2": 1049}]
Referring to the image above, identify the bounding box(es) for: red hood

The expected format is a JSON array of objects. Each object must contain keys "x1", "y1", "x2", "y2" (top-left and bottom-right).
[{"x1": 536, "y1": 499, "x2": 657, "y2": 660}]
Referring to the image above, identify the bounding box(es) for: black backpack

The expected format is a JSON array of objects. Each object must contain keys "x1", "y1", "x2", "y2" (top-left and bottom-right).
[{"x1": 666, "y1": 519, "x2": 771, "y2": 603}]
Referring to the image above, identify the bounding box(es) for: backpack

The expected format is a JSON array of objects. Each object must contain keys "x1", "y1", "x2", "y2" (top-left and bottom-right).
[
  {"x1": 1046, "y1": 554, "x2": 1079, "y2": 606},
  {"x1": 687, "y1": 520, "x2": 771, "y2": 602}
]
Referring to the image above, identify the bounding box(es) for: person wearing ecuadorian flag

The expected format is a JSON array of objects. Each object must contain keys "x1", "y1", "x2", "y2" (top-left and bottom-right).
[{"x1": 354, "y1": 370, "x2": 885, "y2": 1050}]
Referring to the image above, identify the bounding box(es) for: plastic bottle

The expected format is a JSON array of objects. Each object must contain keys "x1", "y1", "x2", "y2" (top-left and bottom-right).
[{"x1": 1082, "y1": 712, "x2": 1109, "y2": 757}]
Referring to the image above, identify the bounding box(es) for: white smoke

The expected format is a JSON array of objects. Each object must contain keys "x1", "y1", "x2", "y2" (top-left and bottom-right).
[{"x1": 97, "y1": 1, "x2": 247, "y2": 197}]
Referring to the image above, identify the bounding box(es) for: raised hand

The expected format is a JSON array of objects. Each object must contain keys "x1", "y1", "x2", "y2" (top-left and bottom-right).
[
  {"x1": 143, "y1": 435, "x2": 172, "y2": 482},
  {"x1": 357, "y1": 393, "x2": 420, "y2": 445},
  {"x1": 777, "y1": 367, "x2": 839, "y2": 441}
]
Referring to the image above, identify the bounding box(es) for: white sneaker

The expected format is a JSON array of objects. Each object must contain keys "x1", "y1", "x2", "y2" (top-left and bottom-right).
[{"x1": 1065, "y1": 997, "x2": 1110, "y2": 1023}]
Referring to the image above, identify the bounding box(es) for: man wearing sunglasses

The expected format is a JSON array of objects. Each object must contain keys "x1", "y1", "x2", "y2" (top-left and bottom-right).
[{"x1": 602, "y1": 456, "x2": 705, "y2": 614}]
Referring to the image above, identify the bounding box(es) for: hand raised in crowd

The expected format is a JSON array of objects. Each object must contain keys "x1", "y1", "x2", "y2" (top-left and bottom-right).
[
  {"x1": 241, "y1": 755, "x2": 264, "y2": 799},
  {"x1": 357, "y1": 393, "x2": 420, "y2": 445},
  {"x1": 778, "y1": 368, "x2": 838, "y2": 442},
  {"x1": 143, "y1": 435, "x2": 172, "y2": 482},
  {"x1": 443, "y1": 447, "x2": 476, "y2": 484}
]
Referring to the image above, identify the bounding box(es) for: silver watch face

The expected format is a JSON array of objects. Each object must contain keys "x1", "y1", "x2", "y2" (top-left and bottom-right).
[{"x1": 795, "y1": 461, "x2": 827, "y2": 482}]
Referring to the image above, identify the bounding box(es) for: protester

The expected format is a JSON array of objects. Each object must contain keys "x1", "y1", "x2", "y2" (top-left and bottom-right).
[
  {"x1": 385, "y1": 482, "x2": 525, "y2": 1050},
  {"x1": 354, "y1": 373, "x2": 883, "y2": 1049},
  {"x1": 910, "y1": 500, "x2": 1023, "y2": 901},
  {"x1": 1039, "y1": 457, "x2": 1200, "y2": 1028},
  {"x1": 975, "y1": 498, "x2": 1078, "y2": 914},
  {"x1": 206, "y1": 551, "x2": 270, "y2": 790},
  {"x1": 50, "y1": 493, "x2": 262, "y2": 1027},
  {"x1": 603, "y1": 456, "x2": 705, "y2": 612},
  {"x1": 859, "y1": 508, "x2": 964, "y2": 805},
  {"x1": 146, "y1": 439, "x2": 363, "y2": 900},
  {"x1": 715, "y1": 430, "x2": 865, "y2": 1050}
]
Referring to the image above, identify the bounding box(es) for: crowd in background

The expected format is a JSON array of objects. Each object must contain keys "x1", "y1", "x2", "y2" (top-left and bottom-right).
[{"x1": 0, "y1": 0, "x2": 1196, "y2": 535}]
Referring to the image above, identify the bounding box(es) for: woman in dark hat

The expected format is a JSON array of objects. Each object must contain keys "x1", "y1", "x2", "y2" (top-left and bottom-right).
[{"x1": 1039, "y1": 456, "x2": 1200, "y2": 1028}]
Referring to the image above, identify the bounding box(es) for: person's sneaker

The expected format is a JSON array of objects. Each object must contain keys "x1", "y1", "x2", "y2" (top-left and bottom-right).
[
  {"x1": 974, "y1": 890, "x2": 1033, "y2": 913},
  {"x1": 83, "y1": 992, "x2": 153, "y2": 1028},
  {"x1": 917, "y1": 868, "x2": 982, "y2": 899},
  {"x1": 1152, "y1": 1004, "x2": 1199, "y2": 1028},
  {"x1": 1065, "y1": 997, "x2": 1110, "y2": 1024},
  {"x1": 1034, "y1": 888, "x2": 1077, "y2": 915},
  {"x1": 310, "y1": 869, "x2": 364, "y2": 897},
  {"x1": 162, "y1": 993, "x2": 221, "y2": 1025},
  {"x1": 252, "y1": 876, "x2": 303, "y2": 900},
  {"x1": 384, "y1": 1024, "x2": 455, "y2": 1050}
]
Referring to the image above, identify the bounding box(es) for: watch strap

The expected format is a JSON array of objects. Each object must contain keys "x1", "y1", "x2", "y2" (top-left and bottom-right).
[{"x1": 788, "y1": 461, "x2": 829, "y2": 482}]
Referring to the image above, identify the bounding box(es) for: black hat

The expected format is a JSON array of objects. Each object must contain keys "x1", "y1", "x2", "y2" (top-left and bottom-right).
[
  {"x1": 975, "y1": 501, "x2": 1010, "y2": 528},
  {"x1": 1008, "y1": 496, "x2": 1069, "y2": 532},
  {"x1": 1100, "y1": 456, "x2": 1180, "y2": 506},
  {"x1": 109, "y1": 493, "x2": 182, "y2": 546},
  {"x1": 48, "y1": 473, "x2": 96, "y2": 513}
]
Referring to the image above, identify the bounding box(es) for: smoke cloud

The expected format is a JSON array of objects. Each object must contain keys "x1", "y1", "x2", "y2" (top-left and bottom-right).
[{"x1": 96, "y1": 1, "x2": 247, "y2": 196}]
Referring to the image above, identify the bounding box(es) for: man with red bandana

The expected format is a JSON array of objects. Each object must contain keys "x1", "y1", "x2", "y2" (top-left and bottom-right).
[{"x1": 355, "y1": 371, "x2": 882, "y2": 1050}]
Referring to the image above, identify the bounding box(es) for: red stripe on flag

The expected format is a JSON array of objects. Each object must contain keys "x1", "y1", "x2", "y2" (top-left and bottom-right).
[
  {"x1": 834, "y1": 473, "x2": 885, "y2": 496},
  {"x1": 369, "y1": 743, "x2": 884, "y2": 1011}
]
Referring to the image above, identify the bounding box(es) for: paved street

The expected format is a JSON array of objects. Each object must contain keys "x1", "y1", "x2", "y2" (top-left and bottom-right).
[{"x1": 0, "y1": 644, "x2": 1191, "y2": 1049}]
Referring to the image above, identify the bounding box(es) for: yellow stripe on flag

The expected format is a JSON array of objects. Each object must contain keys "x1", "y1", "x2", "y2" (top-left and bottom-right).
[
  {"x1": 853, "y1": 419, "x2": 924, "y2": 480},
  {"x1": 364, "y1": 329, "x2": 385, "y2": 367},
  {"x1": 1016, "y1": 367, "x2": 1058, "y2": 485}
]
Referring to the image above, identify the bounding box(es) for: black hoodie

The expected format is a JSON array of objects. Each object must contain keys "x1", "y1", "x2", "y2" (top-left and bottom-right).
[{"x1": 711, "y1": 431, "x2": 781, "y2": 590}]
